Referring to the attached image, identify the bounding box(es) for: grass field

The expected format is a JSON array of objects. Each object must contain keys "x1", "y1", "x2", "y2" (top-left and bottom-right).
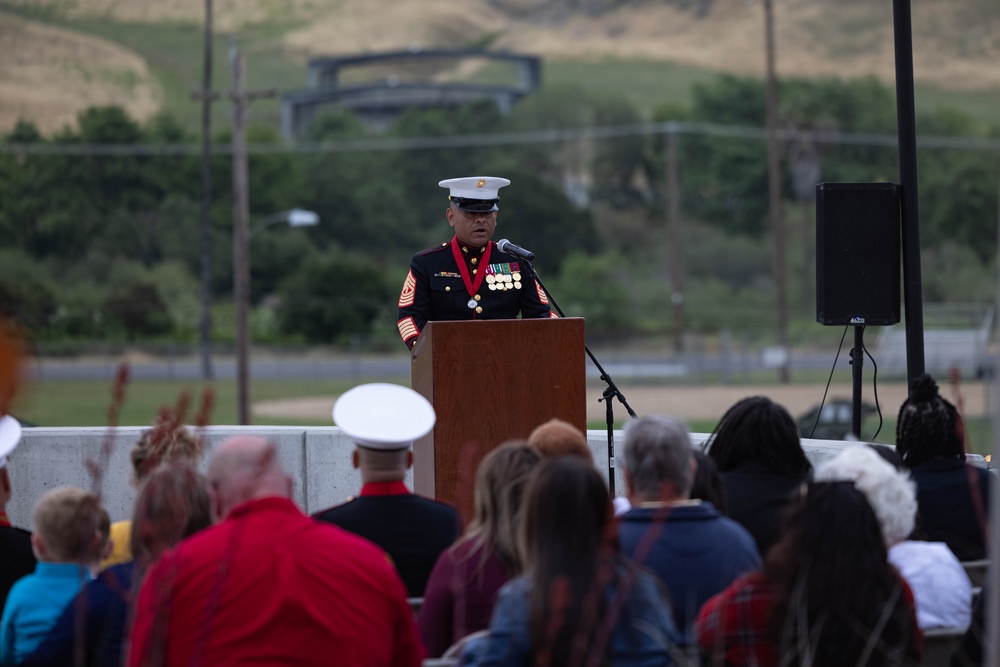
[
  {"x1": 12, "y1": 377, "x2": 359, "y2": 428},
  {"x1": 5, "y1": 0, "x2": 1000, "y2": 135}
]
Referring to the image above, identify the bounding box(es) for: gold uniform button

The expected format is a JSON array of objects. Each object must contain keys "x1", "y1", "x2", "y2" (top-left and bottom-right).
[
  {"x1": 445, "y1": 286, "x2": 451, "y2": 292},
  {"x1": 475, "y1": 306, "x2": 483, "y2": 314},
  {"x1": 472, "y1": 268, "x2": 477, "y2": 274},
  {"x1": 471, "y1": 258, "x2": 478, "y2": 265},
  {"x1": 474, "y1": 294, "x2": 481, "y2": 301},
  {"x1": 441, "y1": 242, "x2": 448, "y2": 247}
]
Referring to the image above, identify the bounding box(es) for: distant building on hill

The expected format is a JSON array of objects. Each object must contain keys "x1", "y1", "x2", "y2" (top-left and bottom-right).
[{"x1": 280, "y1": 48, "x2": 542, "y2": 139}]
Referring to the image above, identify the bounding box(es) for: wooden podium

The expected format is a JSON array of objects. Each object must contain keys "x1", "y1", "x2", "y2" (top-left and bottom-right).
[{"x1": 411, "y1": 318, "x2": 586, "y2": 519}]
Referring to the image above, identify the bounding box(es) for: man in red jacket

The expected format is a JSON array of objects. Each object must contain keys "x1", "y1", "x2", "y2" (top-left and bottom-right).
[{"x1": 128, "y1": 434, "x2": 424, "y2": 667}]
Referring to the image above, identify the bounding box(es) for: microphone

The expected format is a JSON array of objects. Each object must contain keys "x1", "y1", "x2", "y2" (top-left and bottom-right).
[{"x1": 497, "y1": 238, "x2": 535, "y2": 262}]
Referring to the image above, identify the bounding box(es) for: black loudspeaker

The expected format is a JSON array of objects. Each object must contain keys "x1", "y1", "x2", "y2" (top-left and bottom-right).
[{"x1": 816, "y1": 183, "x2": 901, "y2": 326}]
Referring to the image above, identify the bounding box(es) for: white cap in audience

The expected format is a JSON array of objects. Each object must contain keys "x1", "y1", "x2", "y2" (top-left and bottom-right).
[
  {"x1": 333, "y1": 383, "x2": 435, "y2": 451},
  {"x1": 0, "y1": 415, "x2": 21, "y2": 469}
]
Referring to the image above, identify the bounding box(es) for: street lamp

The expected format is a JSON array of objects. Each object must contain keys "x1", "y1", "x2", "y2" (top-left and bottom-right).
[
  {"x1": 235, "y1": 208, "x2": 320, "y2": 425},
  {"x1": 250, "y1": 208, "x2": 320, "y2": 238}
]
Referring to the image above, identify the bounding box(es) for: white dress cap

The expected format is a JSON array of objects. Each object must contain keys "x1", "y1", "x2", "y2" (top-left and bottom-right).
[
  {"x1": 333, "y1": 383, "x2": 436, "y2": 450},
  {"x1": 438, "y1": 176, "x2": 510, "y2": 200},
  {"x1": 0, "y1": 415, "x2": 22, "y2": 469}
]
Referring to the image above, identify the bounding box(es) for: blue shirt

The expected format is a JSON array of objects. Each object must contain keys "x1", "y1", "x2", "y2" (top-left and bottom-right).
[
  {"x1": 465, "y1": 561, "x2": 680, "y2": 666},
  {"x1": 618, "y1": 501, "x2": 761, "y2": 645},
  {"x1": 0, "y1": 562, "x2": 91, "y2": 665}
]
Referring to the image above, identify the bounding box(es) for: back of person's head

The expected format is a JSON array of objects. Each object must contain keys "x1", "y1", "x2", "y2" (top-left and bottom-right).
[
  {"x1": 354, "y1": 446, "x2": 410, "y2": 483},
  {"x1": 896, "y1": 373, "x2": 965, "y2": 468},
  {"x1": 691, "y1": 449, "x2": 728, "y2": 514},
  {"x1": 89, "y1": 507, "x2": 112, "y2": 566},
  {"x1": 207, "y1": 436, "x2": 291, "y2": 520},
  {"x1": 527, "y1": 418, "x2": 593, "y2": 464},
  {"x1": 621, "y1": 415, "x2": 692, "y2": 502},
  {"x1": 130, "y1": 418, "x2": 204, "y2": 485},
  {"x1": 707, "y1": 396, "x2": 811, "y2": 478},
  {"x1": 522, "y1": 456, "x2": 613, "y2": 571},
  {"x1": 521, "y1": 457, "x2": 616, "y2": 664},
  {"x1": 32, "y1": 486, "x2": 103, "y2": 563},
  {"x1": 814, "y1": 445, "x2": 916, "y2": 547},
  {"x1": 469, "y1": 441, "x2": 541, "y2": 573},
  {"x1": 767, "y1": 481, "x2": 916, "y2": 666},
  {"x1": 131, "y1": 462, "x2": 211, "y2": 572}
]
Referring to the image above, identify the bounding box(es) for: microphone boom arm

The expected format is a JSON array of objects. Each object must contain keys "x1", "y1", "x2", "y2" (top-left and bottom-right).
[{"x1": 524, "y1": 257, "x2": 638, "y2": 496}]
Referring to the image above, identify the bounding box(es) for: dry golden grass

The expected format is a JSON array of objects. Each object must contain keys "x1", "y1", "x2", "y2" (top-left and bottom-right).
[
  {"x1": 0, "y1": 10, "x2": 161, "y2": 133},
  {"x1": 3, "y1": 0, "x2": 1000, "y2": 134}
]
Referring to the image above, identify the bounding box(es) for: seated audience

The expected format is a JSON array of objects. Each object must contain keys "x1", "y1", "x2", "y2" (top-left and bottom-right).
[
  {"x1": 0, "y1": 487, "x2": 104, "y2": 665},
  {"x1": 466, "y1": 457, "x2": 681, "y2": 666},
  {"x1": 895, "y1": 373, "x2": 991, "y2": 561},
  {"x1": 691, "y1": 449, "x2": 728, "y2": 515},
  {"x1": 706, "y1": 396, "x2": 811, "y2": 555},
  {"x1": 618, "y1": 416, "x2": 760, "y2": 645},
  {"x1": 313, "y1": 383, "x2": 461, "y2": 597},
  {"x1": 527, "y1": 417, "x2": 632, "y2": 516},
  {"x1": 0, "y1": 415, "x2": 36, "y2": 613},
  {"x1": 103, "y1": 416, "x2": 204, "y2": 568},
  {"x1": 22, "y1": 462, "x2": 211, "y2": 667},
  {"x1": 695, "y1": 480, "x2": 922, "y2": 666},
  {"x1": 527, "y1": 418, "x2": 592, "y2": 463},
  {"x1": 815, "y1": 444, "x2": 972, "y2": 630},
  {"x1": 419, "y1": 442, "x2": 541, "y2": 657},
  {"x1": 128, "y1": 435, "x2": 424, "y2": 667}
]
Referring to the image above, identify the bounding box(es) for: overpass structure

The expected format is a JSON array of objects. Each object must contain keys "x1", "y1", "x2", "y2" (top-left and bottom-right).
[{"x1": 281, "y1": 49, "x2": 542, "y2": 138}]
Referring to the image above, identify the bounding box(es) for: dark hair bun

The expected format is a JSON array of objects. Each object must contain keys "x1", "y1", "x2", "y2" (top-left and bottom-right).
[{"x1": 910, "y1": 373, "x2": 940, "y2": 403}]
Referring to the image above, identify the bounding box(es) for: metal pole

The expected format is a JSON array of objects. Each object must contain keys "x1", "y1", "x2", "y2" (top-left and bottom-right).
[
  {"x1": 666, "y1": 127, "x2": 685, "y2": 353},
  {"x1": 892, "y1": 0, "x2": 925, "y2": 389},
  {"x1": 763, "y1": 0, "x2": 789, "y2": 383},
  {"x1": 986, "y1": 157, "x2": 1000, "y2": 667},
  {"x1": 851, "y1": 326, "x2": 863, "y2": 438},
  {"x1": 197, "y1": 0, "x2": 214, "y2": 380},
  {"x1": 232, "y1": 48, "x2": 251, "y2": 426}
]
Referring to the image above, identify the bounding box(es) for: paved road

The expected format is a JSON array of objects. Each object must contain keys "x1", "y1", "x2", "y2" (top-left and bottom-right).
[{"x1": 25, "y1": 349, "x2": 860, "y2": 382}]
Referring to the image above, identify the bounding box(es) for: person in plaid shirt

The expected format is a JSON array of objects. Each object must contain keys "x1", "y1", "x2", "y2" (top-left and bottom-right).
[{"x1": 695, "y1": 481, "x2": 922, "y2": 667}]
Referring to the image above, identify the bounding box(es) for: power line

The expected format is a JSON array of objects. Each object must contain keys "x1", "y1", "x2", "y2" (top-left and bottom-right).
[{"x1": 3, "y1": 121, "x2": 1000, "y2": 156}]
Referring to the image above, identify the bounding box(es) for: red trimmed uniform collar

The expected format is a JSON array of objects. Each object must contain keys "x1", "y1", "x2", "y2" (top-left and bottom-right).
[{"x1": 360, "y1": 481, "x2": 411, "y2": 497}]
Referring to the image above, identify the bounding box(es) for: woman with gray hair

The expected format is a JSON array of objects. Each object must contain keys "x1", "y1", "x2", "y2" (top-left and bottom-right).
[{"x1": 814, "y1": 444, "x2": 972, "y2": 630}]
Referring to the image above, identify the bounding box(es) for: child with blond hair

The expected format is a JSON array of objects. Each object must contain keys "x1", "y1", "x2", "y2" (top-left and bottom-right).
[{"x1": 0, "y1": 487, "x2": 103, "y2": 665}]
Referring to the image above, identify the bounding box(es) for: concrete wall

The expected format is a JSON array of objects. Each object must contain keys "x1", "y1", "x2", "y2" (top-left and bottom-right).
[{"x1": 5, "y1": 427, "x2": 989, "y2": 529}]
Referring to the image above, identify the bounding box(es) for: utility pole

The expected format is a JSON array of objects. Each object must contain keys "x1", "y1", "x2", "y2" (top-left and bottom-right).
[
  {"x1": 665, "y1": 126, "x2": 685, "y2": 353},
  {"x1": 229, "y1": 46, "x2": 276, "y2": 425},
  {"x1": 763, "y1": 0, "x2": 790, "y2": 383},
  {"x1": 195, "y1": 0, "x2": 214, "y2": 380}
]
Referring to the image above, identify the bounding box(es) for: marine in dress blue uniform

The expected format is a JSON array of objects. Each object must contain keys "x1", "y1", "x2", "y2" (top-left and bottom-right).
[
  {"x1": 396, "y1": 176, "x2": 556, "y2": 349},
  {"x1": 311, "y1": 384, "x2": 461, "y2": 597},
  {"x1": 0, "y1": 416, "x2": 36, "y2": 614}
]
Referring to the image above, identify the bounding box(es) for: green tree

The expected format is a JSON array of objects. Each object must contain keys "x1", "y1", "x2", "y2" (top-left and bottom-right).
[{"x1": 277, "y1": 253, "x2": 390, "y2": 343}]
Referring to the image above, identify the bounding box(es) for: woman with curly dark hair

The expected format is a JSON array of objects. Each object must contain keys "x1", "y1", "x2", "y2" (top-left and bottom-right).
[
  {"x1": 696, "y1": 480, "x2": 923, "y2": 667},
  {"x1": 896, "y1": 373, "x2": 991, "y2": 560},
  {"x1": 706, "y1": 396, "x2": 811, "y2": 555}
]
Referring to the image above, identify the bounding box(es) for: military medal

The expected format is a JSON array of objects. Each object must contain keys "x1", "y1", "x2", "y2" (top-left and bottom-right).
[
  {"x1": 450, "y1": 236, "x2": 492, "y2": 317},
  {"x1": 514, "y1": 281, "x2": 522, "y2": 289}
]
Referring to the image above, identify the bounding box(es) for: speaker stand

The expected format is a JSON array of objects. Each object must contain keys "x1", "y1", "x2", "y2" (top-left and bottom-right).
[{"x1": 850, "y1": 325, "x2": 864, "y2": 438}]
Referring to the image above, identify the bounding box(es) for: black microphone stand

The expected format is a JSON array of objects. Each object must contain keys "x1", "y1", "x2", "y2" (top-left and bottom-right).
[{"x1": 523, "y1": 258, "x2": 638, "y2": 495}]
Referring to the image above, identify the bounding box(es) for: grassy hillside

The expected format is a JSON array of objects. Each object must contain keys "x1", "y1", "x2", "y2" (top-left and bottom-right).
[{"x1": 2, "y1": 0, "x2": 1000, "y2": 134}]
